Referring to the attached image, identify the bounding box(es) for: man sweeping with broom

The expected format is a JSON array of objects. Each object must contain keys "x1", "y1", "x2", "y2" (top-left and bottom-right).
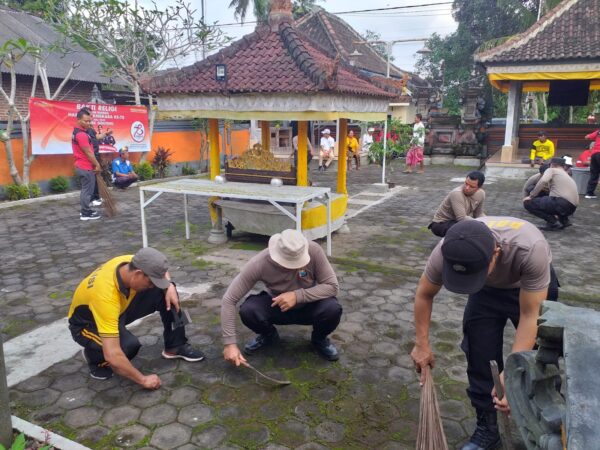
[
  {"x1": 410, "y1": 218, "x2": 557, "y2": 450},
  {"x1": 72, "y1": 108, "x2": 102, "y2": 220}
]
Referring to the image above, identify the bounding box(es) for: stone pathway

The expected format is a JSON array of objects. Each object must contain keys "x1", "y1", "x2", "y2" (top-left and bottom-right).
[{"x1": 2, "y1": 161, "x2": 599, "y2": 449}]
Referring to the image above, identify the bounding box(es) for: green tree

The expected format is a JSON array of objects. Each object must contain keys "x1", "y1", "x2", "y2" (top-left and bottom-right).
[
  {"x1": 228, "y1": 0, "x2": 271, "y2": 23},
  {"x1": 0, "y1": 38, "x2": 77, "y2": 185},
  {"x1": 361, "y1": 30, "x2": 394, "y2": 63},
  {"x1": 44, "y1": 0, "x2": 228, "y2": 106},
  {"x1": 416, "y1": 0, "x2": 553, "y2": 115},
  {"x1": 292, "y1": 0, "x2": 321, "y2": 19},
  {"x1": 42, "y1": 0, "x2": 230, "y2": 153}
]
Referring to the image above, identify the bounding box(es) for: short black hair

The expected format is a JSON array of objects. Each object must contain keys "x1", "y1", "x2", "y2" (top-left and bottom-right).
[
  {"x1": 466, "y1": 170, "x2": 485, "y2": 187},
  {"x1": 415, "y1": 113, "x2": 423, "y2": 120},
  {"x1": 76, "y1": 108, "x2": 91, "y2": 119}
]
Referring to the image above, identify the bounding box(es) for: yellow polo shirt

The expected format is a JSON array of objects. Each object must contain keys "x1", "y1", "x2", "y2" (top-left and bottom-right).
[
  {"x1": 68, "y1": 255, "x2": 137, "y2": 337},
  {"x1": 530, "y1": 139, "x2": 555, "y2": 161}
]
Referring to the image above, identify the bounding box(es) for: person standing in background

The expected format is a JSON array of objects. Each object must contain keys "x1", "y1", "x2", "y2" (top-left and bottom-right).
[{"x1": 404, "y1": 114, "x2": 426, "y2": 174}]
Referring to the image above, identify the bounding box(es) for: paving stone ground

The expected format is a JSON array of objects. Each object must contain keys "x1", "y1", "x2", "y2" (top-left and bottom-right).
[{"x1": 2, "y1": 160, "x2": 600, "y2": 449}]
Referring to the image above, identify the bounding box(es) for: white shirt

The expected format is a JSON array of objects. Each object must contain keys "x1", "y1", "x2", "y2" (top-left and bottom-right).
[
  {"x1": 320, "y1": 136, "x2": 335, "y2": 152},
  {"x1": 413, "y1": 122, "x2": 425, "y2": 146},
  {"x1": 361, "y1": 133, "x2": 374, "y2": 152},
  {"x1": 292, "y1": 135, "x2": 313, "y2": 152}
]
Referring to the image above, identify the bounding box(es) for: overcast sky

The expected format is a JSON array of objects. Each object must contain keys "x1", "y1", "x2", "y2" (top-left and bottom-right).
[{"x1": 148, "y1": 1, "x2": 457, "y2": 73}]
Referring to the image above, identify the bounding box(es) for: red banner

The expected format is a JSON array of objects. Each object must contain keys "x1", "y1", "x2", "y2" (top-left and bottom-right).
[{"x1": 29, "y1": 98, "x2": 151, "y2": 155}]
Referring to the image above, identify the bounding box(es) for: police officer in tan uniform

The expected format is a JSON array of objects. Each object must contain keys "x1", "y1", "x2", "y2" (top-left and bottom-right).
[{"x1": 411, "y1": 217, "x2": 558, "y2": 450}]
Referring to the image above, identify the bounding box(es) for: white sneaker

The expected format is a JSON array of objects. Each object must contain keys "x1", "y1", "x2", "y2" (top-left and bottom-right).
[
  {"x1": 585, "y1": 195, "x2": 597, "y2": 199},
  {"x1": 91, "y1": 199, "x2": 103, "y2": 206}
]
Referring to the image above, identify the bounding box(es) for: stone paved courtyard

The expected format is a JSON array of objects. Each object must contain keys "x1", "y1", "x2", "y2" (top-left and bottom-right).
[{"x1": 2, "y1": 161, "x2": 600, "y2": 449}]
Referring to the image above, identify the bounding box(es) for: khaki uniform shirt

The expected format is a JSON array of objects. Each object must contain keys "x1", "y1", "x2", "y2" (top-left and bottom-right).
[
  {"x1": 530, "y1": 168, "x2": 579, "y2": 206},
  {"x1": 432, "y1": 186, "x2": 485, "y2": 223},
  {"x1": 425, "y1": 216, "x2": 552, "y2": 291},
  {"x1": 221, "y1": 242, "x2": 338, "y2": 345}
]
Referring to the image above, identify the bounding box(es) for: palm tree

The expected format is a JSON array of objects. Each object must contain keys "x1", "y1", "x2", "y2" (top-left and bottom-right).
[
  {"x1": 228, "y1": 0, "x2": 321, "y2": 23},
  {"x1": 228, "y1": 0, "x2": 271, "y2": 24}
]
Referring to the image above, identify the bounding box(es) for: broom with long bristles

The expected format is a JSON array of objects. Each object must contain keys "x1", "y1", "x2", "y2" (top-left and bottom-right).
[
  {"x1": 95, "y1": 173, "x2": 118, "y2": 217},
  {"x1": 416, "y1": 366, "x2": 449, "y2": 450}
]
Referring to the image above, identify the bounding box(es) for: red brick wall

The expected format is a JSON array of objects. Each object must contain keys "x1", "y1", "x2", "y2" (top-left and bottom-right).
[{"x1": 0, "y1": 73, "x2": 96, "y2": 120}]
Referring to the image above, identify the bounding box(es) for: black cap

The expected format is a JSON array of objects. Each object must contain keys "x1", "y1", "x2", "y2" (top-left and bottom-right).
[
  {"x1": 441, "y1": 221, "x2": 496, "y2": 294},
  {"x1": 550, "y1": 157, "x2": 565, "y2": 166},
  {"x1": 537, "y1": 131, "x2": 546, "y2": 137}
]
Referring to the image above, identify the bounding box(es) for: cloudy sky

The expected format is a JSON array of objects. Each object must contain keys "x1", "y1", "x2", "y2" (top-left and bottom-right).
[{"x1": 148, "y1": 1, "x2": 457, "y2": 73}]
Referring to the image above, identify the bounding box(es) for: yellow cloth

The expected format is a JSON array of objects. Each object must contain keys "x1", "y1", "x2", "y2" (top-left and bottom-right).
[
  {"x1": 530, "y1": 139, "x2": 555, "y2": 161},
  {"x1": 346, "y1": 136, "x2": 359, "y2": 154},
  {"x1": 68, "y1": 256, "x2": 136, "y2": 337}
]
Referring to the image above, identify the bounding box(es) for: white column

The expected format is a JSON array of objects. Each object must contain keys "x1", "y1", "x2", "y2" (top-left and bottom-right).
[
  {"x1": 249, "y1": 119, "x2": 261, "y2": 146},
  {"x1": 501, "y1": 81, "x2": 523, "y2": 163}
]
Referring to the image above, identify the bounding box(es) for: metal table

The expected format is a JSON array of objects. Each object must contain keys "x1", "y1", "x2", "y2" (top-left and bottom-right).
[{"x1": 139, "y1": 178, "x2": 333, "y2": 255}]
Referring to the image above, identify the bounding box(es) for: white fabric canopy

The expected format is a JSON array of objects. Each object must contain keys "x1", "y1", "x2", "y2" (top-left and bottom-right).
[{"x1": 156, "y1": 92, "x2": 390, "y2": 121}]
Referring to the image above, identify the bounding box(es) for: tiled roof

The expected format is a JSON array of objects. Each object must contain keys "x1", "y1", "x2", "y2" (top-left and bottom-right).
[
  {"x1": 296, "y1": 8, "x2": 404, "y2": 78},
  {"x1": 296, "y1": 8, "x2": 429, "y2": 89},
  {"x1": 477, "y1": 0, "x2": 600, "y2": 64},
  {"x1": 146, "y1": 20, "x2": 394, "y2": 99},
  {"x1": 0, "y1": 6, "x2": 117, "y2": 84}
]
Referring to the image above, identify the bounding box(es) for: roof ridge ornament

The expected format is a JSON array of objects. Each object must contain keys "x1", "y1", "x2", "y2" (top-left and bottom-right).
[{"x1": 269, "y1": 0, "x2": 293, "y2": 31}]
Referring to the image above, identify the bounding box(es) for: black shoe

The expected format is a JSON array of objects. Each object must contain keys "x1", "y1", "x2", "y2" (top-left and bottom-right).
[
  {"x1": 82, "y1": 349, "x2": 113, "y2": 380},
  {"x1": 318, "y1": 165, "x2": 323, "y2": 172},
  {"x1": 162, "y1": 343, "x2": 205, "y2": 362},
  {"x1": 311, "y1": 337, "x2": 339, "y2": 361},
  {"x1": 80, "y1": 211, "x2": 101, "y2": 221},
  {"x1": 461, "y1": 410, "x2": 500, "y2": 450},
  {"x1": 538, "y1": 222, "x2": 563, "y2": 231},
  {"x1": 558, "y1": 216, "x2": 572, "y2": 228},
  {"x1": 244, "y1": 329, "x2": 279, "y2": 354}
]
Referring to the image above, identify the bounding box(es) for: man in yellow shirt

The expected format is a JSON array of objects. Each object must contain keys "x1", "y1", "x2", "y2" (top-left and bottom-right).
[
  {"x1": 530, "y1": 131, "x2": 555, "y2": 167},
  {"x1": 68, "y1": 247, "x2": 204, "y2": 387},
  {"x1": 346, "y1": 130, "x2": 360, "y2": 170}
]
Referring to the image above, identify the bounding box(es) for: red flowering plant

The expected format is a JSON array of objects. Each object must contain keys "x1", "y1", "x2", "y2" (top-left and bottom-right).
[{"x1": 367, "y1": 119, "x2": 413, "y2": 165}]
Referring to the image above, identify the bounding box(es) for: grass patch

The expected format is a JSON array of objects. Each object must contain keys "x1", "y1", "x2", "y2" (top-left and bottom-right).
[
  {"x1": 230, "y1": 241, "x2": 266, "y2": 251},
  {"x1": 49, "y1": 291, "x2": 72, "y2": 300},
  {"x1": 390, "y1": 425, "x2": 412, "y2": 441},
  {"x1": 2, "y1": 319, "x2": 36, "y2": 338},
  {"x1": 559, "y1": 291, "x2": 600, "y2": 310},
  {"x1": 191, "y1": 258, "x2": 211, "y2": 270},
  {"x1": 80, "y1": 428, "x2": 120, "y2": 450},
  {"x1": 173, "y1": 371, "x2": 193, "y2": 387},
  {"x1": 47, "y1": 421, "x2": 78, "y2": 441},
  {"x1": 175, "y1": 221, "x2": 199, "y2": 235}
]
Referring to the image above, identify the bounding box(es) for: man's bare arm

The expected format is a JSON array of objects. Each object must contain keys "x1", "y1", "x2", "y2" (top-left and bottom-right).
[
  {"x1": 102, "y1": 337, "x2": 160, "y2": 389},
  {"x1": 512, "y1": 288, "x2": 547, "y2": 353},
  {"x1": 411, "y1": 274, "x2": 442, "y2": 384}
]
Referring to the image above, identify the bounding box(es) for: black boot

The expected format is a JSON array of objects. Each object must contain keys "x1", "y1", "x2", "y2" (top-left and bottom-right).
[{"x1": 461, "y1": 409, "x2": 501, "y2": 450}]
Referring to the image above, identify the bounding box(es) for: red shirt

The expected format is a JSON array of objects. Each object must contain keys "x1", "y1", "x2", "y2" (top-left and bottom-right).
[
  {"x1": 586, "y1": 130, "x2": 600, "y2": 152},
  {"x1": 576, "y1": 148, "x2": 600, "y2": 167},
  {"x1": 72, "y1": 129, "x2": 94, "y2": 171}
]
